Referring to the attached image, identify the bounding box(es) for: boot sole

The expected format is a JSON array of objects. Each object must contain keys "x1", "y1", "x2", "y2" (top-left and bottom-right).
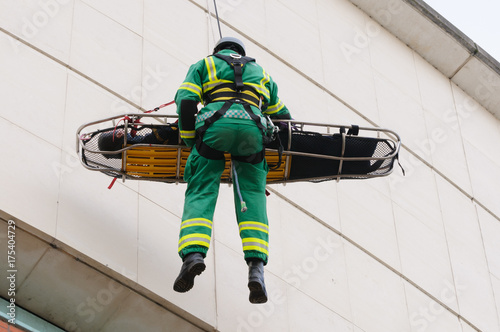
[
  {"x1": 248, "y1": 280, "x2": 268, "y2": 304},
  {"x1": 173, "y1": 262, "x2": 206, "y2": 293}
]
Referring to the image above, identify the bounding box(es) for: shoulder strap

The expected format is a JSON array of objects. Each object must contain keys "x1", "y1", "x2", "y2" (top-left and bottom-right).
[{"x1": 213, "y1": 53, "x2": 255, "y2": 90}]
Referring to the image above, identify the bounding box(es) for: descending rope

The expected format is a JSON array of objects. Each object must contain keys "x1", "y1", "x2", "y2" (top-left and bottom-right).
[
  {"x1": 206, "y1": 0, "x2": 217, "y2": 43},
  {"x1": 213, "y1": 0, "x2": 223, "y2": 39}
]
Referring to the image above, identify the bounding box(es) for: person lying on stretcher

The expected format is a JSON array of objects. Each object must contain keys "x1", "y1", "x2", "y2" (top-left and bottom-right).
[{"x1": 97, "y1": 124, "x2": 179, "y2": 158}]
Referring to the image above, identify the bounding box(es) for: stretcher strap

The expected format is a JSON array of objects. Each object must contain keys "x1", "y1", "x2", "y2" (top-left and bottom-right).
[{"x1": 145, "y1": 100, "x2": 175, "y2": 113}]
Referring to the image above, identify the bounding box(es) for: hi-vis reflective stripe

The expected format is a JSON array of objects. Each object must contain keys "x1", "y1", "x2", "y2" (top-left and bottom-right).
[
  {"x1": 247, "y1": 82, "x2": 269, "y2": 99},
  {"x1": 242, "y1": 238, "x2": 269, "y2": 255},
  {"x1": 208, "y1": 86, "x2": 261, "y2": 108},
  {"x1": 260, "y1": 68, "x2": 270, "y2": 87},
  {"x1": 180, "y1": 130, "x2": 196, "y2": 139},
  {"x1": 179, "y1": 82, "x2": 202, "y2": 100},
  {"x1": 203, "y1": 79, "x2": 232, "y2": 92},
  {"x1": 205, "y1": 57, "x2": 217, "y2": 82},
  {"x1": 180, "y1": 218, "x2": 213, "y2": 230},
  {"x1": 239, "y1": 221, "x2": 269, "y2": 234},
  {"x1": 178, "y1": 233, "x2": 211, "y2": 251},
  {"x1": 264, "y1": 99, "x2": 285, "y2": 115}
]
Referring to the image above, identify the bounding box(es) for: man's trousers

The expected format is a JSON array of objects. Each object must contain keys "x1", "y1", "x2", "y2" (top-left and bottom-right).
[{"x1": 178, "y1": 121, "x2": 270, "y2": 264}]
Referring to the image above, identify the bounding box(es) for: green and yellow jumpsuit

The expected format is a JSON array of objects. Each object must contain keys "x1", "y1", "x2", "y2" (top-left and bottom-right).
[{"x1": 175, "y1": 49, "x2": 291, "y2": 264}]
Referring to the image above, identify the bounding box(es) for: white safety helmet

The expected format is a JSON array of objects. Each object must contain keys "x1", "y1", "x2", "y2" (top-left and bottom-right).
[{"x1": 213, "y1": 37, "x2": 246, "y2": 56}]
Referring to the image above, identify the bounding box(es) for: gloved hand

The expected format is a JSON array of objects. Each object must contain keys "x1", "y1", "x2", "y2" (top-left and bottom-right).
[{"x1": 276, "y1": 121, "x2": 299, "y2": 131}]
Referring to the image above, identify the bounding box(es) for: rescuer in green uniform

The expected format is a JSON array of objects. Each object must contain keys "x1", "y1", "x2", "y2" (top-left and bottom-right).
[{"x1": 173, "y1": 37, "x2": 291, "y2": 304}]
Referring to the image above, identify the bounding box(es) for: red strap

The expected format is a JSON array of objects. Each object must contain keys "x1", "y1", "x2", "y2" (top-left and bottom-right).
[
  {"x1": 107, "y1": 101, "x2": 174, "y2": 190},
  {"x1": 145, "y1": 100, "x2": 175, "y2": 113},
  {"x1": 108, "y1": 177, "x2": 117, "y2": 189},
  {"x1": 112, "y1": 115, "x2": 144, "y2": 140},
  {"x1": 112, "y1": 115, "x2": 130, "y2": 141}
]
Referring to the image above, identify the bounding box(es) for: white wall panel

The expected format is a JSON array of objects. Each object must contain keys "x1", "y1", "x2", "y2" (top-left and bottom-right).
[
  {"x1": 345, "y1": 243, "x2": 410, "y2": 332},
  {"x1": 463, "y1": 140, "x2": 500, "y2": 218},
  {"x1": 0, "y1": 118, "x2": 61, "y2": 235},
  {"x1": 56, "y1": 157, "x2": 139, "y2": 278},
  {"x1": 389, "y1": 152, "x2": 442, "y2": 233},
  {"x1": 208, "y1": 0, "x2": 266, "y2": 45},
  {"x1": 321, "y1": 34, "x2": 380, "y2": 123},
  {"x1": 214, "y1": 243, "x2": 290, "y2": 332},
  {"x1": 369, "y1": 23, "x2": 421, "y2": 103},
  {"x1": 265, "y1": 0, "x2": 324, "y2": 86},
  {"x1": 453, "y1": 84, "x2": 500, "y2": 166},
  {"x1": 491, "y1": 275, "x2": 500, "y2": 329},
  {"x1": 404, "y1": 282, "x2": 462, "y2": 332},
  {"x1": 338, "y1": 180, "x2": 401, "y2": 271},
  {"x1": 0, "y1": 0, "x2": 74, "y2": 62},
  {"x1": 277, "y1": 209, "x2": 351, "y2": 321},
  {"x1": 374, "y1": 73, "x2": 430, "y2": 162},
  {"x1": 478, "y1": 206, "x2": 500, "y2": 280},
  {"x1": 271, "y1": 181, "x2": 341, "y2": 231},
  {"x1": 137, "y1": 196, "x2": 217, "y2": 327},
  {"x1": 144, "y1": 0, "x2": 209, "y2": 65},
  {"x1": 70, "y1": 1, "x2": 143, "y2": 98},
  {"x1": 80, "y1": 0, "x2": 143, "y2": 35},
  {"x1": 0, "y1": 32, "x2": 67, "y2": 147},
  {"x1": 286, "y1": 287, "x2": 354, "y2": 332},
  {"x1": 141, "y1": 40, "x2": 189, "y2": 110},
  {"x1": 393, "y1": 204, "x2": 455, "y2": 310}
]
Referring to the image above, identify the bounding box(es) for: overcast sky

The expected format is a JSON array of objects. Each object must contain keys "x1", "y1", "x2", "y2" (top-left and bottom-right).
[{"x1": 424, "y1": 0, "x2": 500, "y2": 61}]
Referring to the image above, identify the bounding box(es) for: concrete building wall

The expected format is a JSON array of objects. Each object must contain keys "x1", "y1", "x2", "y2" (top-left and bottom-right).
[{"x1": 1, "y1": 0, "x2": 499, "y2": 331}]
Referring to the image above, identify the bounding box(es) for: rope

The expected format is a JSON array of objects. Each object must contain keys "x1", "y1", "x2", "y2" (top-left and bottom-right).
[
  {"x1": 232, "y1": 163, "x2": 247, "y2": 212},
  {"x1": 206, "y1": 0, "x2": 217, "y2": 43},
  {"x1": 213, "y1": 0, "x2": 223, "y2": 39},
  {"x1": 144, "y1": 100, "x2": 175, "y2": 113}
]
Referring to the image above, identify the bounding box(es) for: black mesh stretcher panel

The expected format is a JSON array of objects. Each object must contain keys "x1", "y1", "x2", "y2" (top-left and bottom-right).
[{"x1": 266, "y1": 129, "x2": 397, "y2": 182}]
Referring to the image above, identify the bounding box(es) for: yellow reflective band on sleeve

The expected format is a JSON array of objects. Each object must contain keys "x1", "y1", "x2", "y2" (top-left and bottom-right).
[
  {"x1": 178, "y1": 233, "x2": 211, "y2": 251},
  {"x1": 260, "y1": 69, "x2": 270, "y2": 87},
  {"x1": 242, "y1": 237, "x2": 269, "y2": 255},
  {"x1": 239, "y1": 221, "x2": 269, "y2": 234},
  {"x1": 180, "y1": 218, "x2": 213, "y2": 230},
  {"x1": 205, "y1": 57, "x2": 217, "y2": 82},
  {"x1": 246, "y1": 83, "x2": 269, "y2": 99},
  {"x1": 264, "y1": 99, "x2": 285, "y2": 115},
  {"x1": 179, "y1": 82, "x2": 202, "y2": 100},
  {"x1": 180, "y1": 130, "x2": 196, "y2": 139}
]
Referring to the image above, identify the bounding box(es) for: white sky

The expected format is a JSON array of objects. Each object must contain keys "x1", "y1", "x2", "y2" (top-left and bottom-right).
[{"x1": 423, "y1": 0, "x2": 500, "y2": 61}]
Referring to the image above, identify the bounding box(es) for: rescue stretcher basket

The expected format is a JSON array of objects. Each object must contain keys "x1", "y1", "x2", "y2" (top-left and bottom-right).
[{"x1": 76, "y1": 113, "x2": 402, "y2": 184}]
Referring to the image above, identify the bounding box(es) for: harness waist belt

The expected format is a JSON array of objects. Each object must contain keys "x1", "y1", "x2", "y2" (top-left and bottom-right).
[
  {"x1": 196, "y1": 139, "x2": 265, "y2": 164},
  {"x1": 204, "y1": 83, "x2": 261, "y2": 108}
]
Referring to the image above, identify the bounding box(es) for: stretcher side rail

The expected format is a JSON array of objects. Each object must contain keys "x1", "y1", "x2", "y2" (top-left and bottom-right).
[{"x1": 76, "y1": 114, "x2": 402, "y2": 185}]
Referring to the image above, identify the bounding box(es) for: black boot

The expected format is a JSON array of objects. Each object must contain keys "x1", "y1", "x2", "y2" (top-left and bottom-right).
[
  {"x1": 173, "y1": 253, "x2": 206, "y2": 293},
  {"x1": 247, "y1": 259, "x2": 268, "y2": 304}
]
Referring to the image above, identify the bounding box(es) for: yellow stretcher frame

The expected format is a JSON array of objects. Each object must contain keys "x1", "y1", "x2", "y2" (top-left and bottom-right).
[
  {"x1": 76, "y1": 113, "x2": 401, "y2": 185},
  {"x1": 122, "y1": 145, "x2": 288, "y2": 183}
]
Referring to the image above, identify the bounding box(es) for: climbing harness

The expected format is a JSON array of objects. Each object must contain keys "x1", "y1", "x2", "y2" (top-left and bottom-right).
[{"x1": 190, "y1": 52, "x2": 277, "y2": 167}]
